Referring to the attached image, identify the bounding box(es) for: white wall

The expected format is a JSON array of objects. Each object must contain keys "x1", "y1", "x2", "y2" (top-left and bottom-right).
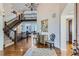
[
  {"x1": 3, "y1": 3, "x2": 27, "y2": 22},
  {"x1": 21, "y1": 22, "x2": 37, "y2": 32},
  {"x1": 13, "y1": 21, "x2": 37, "y2": 33},
  {"x1": 0, "y1": 4, "x2": 4, "y2": 50},
  {"x1": 37, "y1": 3, "x2": 61, "y2": 48},
  {"x1": 3, "y1": 4, "x2": 16, "y2": 22},
  {"x1": 37, "y1": 3, "x2": 76, "y2": 52},
  {"x1": 61, "y1": 15, "x2": 74, "y2": 50},
  {"x1": 61, "y1": 15, "x2": 67, "y2": 51},
  {"x1": 77, "y1": 4, "x2": 79, "y2": 45},
  {"x1": 60, "y1": 4, "x2": 76, "y2": 55},
  {"x1": 0, "y1": 16, "x2": 4, "y2": 50},
  {"x1": 4, "y1": 13, "x2": 16, "y2": 22}
]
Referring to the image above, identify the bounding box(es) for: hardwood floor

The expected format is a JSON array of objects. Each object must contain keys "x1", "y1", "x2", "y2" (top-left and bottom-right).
[
  {"x1": 66, "y1": 43, "x2": 73, "y2": 56},
  {"x1": 4, "y1": 37, "x2": 61, "y2": 56},
  {"x1": 4, "y1": 37, "x2": 73, "y2": 56},
  {"x1": 60, "y1": 43, "x2": 73, "y2": 56},
  {"x1": 4, "y1": 37, "x2": 32, "y2": 56}
]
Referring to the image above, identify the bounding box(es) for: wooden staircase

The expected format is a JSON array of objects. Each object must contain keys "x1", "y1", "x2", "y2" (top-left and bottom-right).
[
  {"x1": 3, "y1": 13, "x2": 37, "y2": 48},
  {"x1": 3, "y1": 14, "x2": 23, "y2": 47}
]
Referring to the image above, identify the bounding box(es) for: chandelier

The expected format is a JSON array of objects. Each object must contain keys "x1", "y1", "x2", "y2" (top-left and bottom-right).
[{"x1": 25, "y1": 3, "x2": 39, "y2": 11}]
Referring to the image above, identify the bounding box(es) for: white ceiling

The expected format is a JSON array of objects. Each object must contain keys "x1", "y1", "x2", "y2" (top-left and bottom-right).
[
  {"x1": 62, "y1": 3, "x2": 74, "y2": 15},
  {"x1": 3, "y1": 3, "x2": 38, "y2": 14},
  {"x1": 3, "y1": 3, "x2": 73, "y2": 21},
  {"x1": 3, "y1": 3, "x2": 68, "y2": 14}
]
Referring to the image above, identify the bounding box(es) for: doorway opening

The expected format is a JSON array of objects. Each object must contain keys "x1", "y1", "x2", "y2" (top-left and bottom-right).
[
  {"x1": 69, "y1": 20, "x2": 72, "y2": 44},
  {"x1": 66, "y1": 19, "x2": 73, "y2": 55}
]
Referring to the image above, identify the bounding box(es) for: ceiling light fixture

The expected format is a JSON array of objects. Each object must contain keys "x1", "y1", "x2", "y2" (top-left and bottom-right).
[{"x1": 25, "y1": 3, "x2": 39, "y2": 11}]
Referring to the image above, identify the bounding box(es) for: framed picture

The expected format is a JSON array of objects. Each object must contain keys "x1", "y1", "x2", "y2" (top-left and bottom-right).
[{"x1": 41, "y1": 19, "x2": 48, "y2": 32}]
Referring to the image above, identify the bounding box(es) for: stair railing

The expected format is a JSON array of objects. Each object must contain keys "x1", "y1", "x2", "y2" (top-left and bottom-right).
[{"x1": 4, "y1": 14, "x2": 23, "y2": 45}]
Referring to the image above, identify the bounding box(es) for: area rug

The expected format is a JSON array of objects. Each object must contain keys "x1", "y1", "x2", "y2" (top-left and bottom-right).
[{"x1": 24, "y1": 48, "x2": 57, "y2": 56}]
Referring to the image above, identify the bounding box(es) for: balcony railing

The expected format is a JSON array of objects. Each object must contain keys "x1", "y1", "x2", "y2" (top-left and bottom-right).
[{"x1": 23, "y1": 11, "x2": 37, "y2": 20}]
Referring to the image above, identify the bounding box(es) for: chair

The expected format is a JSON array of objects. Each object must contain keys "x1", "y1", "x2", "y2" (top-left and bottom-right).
[{"x1": 46, "y1": 33, "x2": 55, "y2": 49}]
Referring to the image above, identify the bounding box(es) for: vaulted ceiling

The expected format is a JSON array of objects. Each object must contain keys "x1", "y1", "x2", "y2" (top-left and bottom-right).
[
  {"x1": 2, "y1": 3, "x2": 68, "y2": 21},
  {"x1": 3, "y1": 3, "x2": 38, "y2": 21},
  {"x1": 3, "y1": 3, "x2": 67, "y2": 14},
  {"x1": 3, "y1": 3, "x2": 38, "y2": 14}
]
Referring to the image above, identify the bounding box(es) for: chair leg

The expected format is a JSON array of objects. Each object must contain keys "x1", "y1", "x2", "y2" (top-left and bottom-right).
[
  {"x1": 50, "y1": 44, "x2": 52, "y2": 49},
  {"x1": 53, "y1": 43, "x2": 55, "y2": 48}
]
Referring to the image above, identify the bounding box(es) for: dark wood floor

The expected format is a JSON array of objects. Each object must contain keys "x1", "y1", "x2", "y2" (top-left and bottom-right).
[{"x1": 4, "y1": 37, "x2": 61, "y2": 56}]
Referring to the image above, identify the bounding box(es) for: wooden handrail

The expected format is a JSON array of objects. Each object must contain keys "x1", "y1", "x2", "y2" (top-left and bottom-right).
[
  {"x1": 4, "y1": 22, "x2": 16, "y2": 32},
  {"x1": 4, "y1": 14, "x2": 23, "y2": 32}
]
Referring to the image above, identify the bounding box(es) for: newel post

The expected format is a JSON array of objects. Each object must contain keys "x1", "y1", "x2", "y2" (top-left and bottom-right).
[{"x1": 14, "y1": 30, "x2": 17, "y2": 45}]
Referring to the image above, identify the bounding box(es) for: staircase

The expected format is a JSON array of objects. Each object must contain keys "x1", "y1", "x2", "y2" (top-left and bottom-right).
[
  {"x1": 3, "y1": 14, "x2": 23, "y2": 48},
  {"x1": 3, "y1": 12, "x2": 37, "y2": 48}
]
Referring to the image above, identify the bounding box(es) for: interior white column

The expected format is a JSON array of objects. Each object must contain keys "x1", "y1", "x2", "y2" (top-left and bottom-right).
[{"x1": 61, "y1": 15, "x2": 67, "y2": 55}]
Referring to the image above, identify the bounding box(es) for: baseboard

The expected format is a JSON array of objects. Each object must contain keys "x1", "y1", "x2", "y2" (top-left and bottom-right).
[
  {"x1": 55, "y1": 44, "x2": 60, "y2": 49},
  {"x1": 60, "y1": 48, "x2": 66, "y2": 51},
  {"x1": 0, "y1": 50, "x2": 3, "y2": 56},
  {"x1": 0, "y1": 48, "x2": 3, "y2": 51}
]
